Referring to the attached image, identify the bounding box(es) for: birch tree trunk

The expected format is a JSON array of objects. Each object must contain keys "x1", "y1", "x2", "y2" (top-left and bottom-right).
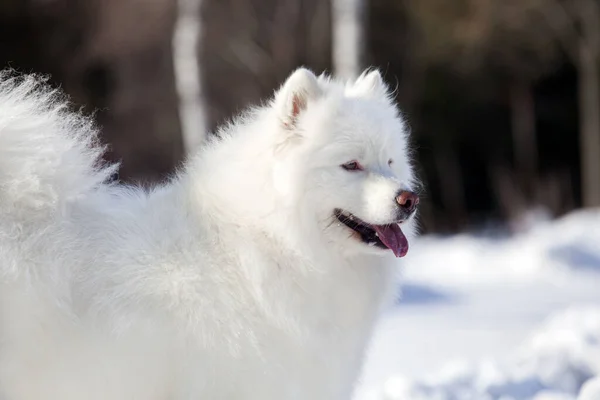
[
  {"x1": 332, "y1": 0, "x2": 365, "y2": 80},
  {"x1": 173, "y1": 0, "x2": 206, "y2": 154}
]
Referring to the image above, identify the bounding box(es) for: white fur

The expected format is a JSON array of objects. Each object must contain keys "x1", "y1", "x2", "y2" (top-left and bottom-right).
[{"x1": 0, "y1": 68, "x2": 417, "y2": 400}]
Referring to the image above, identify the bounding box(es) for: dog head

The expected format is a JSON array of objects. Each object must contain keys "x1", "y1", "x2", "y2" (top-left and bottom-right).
[{"x1": 271, "y1": 68, "x2": 419, "y2": 258}]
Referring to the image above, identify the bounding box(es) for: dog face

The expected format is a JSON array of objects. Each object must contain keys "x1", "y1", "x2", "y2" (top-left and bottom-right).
[{"x1": 272, "y1": 68, "x2": 419, "y2": 258}]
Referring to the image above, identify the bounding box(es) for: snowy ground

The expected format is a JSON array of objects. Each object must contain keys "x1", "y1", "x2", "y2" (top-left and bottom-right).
[{"x1": 354, "y1": 209, "x2": 600, "y2": 400}]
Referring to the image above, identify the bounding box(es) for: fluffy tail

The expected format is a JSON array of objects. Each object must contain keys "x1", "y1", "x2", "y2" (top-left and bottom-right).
[{"x1": 0, "y1": 71, "x2": 117, "y2": 222}]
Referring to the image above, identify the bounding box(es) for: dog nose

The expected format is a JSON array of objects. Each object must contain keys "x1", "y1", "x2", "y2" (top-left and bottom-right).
[{"x1": 396, "y1": 190, "x2": 419, "y2": 214}]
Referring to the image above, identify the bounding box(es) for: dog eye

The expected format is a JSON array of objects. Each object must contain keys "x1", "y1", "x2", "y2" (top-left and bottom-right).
[
  {"x1": 341, "y1": 161, "x2": 363, "y2": 171},
  {"x1": 388, "y1": 159, "x2": 393, "y2": 166}
]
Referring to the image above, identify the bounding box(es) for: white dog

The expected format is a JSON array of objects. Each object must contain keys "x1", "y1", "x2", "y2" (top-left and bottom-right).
[{"x1": 0, "y1": 67, "x2": 418, "y2": 400}]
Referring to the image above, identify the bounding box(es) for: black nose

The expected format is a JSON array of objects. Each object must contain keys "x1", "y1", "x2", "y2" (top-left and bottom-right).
[{"x1": 396, "y1": 190, "x2": 419, "y2": 214}]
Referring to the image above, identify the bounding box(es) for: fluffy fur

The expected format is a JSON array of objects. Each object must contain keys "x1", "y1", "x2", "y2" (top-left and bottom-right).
[{"x1": 0, "y1": 68, "x2": 418, "y2": 400}]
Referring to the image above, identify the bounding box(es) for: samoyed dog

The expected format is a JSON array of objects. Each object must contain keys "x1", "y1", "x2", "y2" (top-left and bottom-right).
[{"x1": 0, "y1": 67, "x2": 418, "y2": 400}]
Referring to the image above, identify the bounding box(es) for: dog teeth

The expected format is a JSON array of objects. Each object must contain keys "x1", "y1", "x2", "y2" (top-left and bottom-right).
[{"x1": 375, "y1": 233, "x2": 379, "y2": 238}]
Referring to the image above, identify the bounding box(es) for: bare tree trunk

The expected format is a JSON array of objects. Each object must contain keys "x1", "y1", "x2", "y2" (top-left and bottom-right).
[
  {"x1": 75, "y1": 0, "x2": 184, "y2": 183},
  {"x1": 540, "y1": 0, "x2": 600, "y2": 207},
  {"x1": 173, "y1": 0, "x2": 206, "y2": 154},
  {"x1": 577, "y1": 0, "x2": 600, "y2": 207},
  {"x1": 434, "y1": 150, "x2": 467, "y2": 230},
  {"x1": 509, "y1": 80, "x2": 537, "y2": 200},
  {"x1": 332, "y1": 0, "x2": 365, "y2": 80},
  {"x1": 490, "y1": 166, "x2": 528, "y2": 228},
  {"x1": 578, "y1": 43, "x2": 600, "y2": 207}
]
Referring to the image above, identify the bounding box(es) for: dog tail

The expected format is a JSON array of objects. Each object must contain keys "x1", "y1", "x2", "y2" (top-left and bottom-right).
[{"x1": 0, "y1": 71, "x2": 117, "y2": 222}]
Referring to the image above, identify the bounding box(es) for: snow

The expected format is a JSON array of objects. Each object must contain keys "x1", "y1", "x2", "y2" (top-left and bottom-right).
[
  {"x1": 579, "y1": 377, "x2": 600, "y2": 400},
  {"x1": 355, "y1": 209, "x2": 600, "y2": 400}
]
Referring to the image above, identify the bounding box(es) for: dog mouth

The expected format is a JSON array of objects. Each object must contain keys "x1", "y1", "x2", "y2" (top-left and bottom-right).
[{"x1": 334, "y1": 209, "x2": 409, "y2": 258}]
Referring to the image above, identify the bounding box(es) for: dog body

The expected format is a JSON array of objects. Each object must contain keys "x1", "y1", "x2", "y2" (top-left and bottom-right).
[{"x1": 0, "y1": 68, "x2": 417, "y2": 400}]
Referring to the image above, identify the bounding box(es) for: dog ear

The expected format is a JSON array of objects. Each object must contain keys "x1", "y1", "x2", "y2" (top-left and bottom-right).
[
  {"x1": 352, "y1": 69, "x2": 389, "y2": 99},
  {"x1": 275, "y1": 68, "x2": 321, "y2": 129}
]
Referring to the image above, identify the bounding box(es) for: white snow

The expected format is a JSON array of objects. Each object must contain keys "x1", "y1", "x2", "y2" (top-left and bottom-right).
[
  {"x1": 579, "y1": 377, "x2": 600, "y2": 400},
  {"x1": 355, "y1": 209, "x2": 600, "y2": 400}
]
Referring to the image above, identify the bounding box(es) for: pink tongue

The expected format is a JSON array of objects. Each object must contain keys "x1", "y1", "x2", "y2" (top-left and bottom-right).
[{"x1": 373, "y1": 224, "x2": 409, "y2": 258}]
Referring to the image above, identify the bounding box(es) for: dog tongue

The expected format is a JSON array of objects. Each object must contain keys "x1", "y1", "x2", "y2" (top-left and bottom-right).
[{"x1": 373, "y1": 224, "x2": 408, "y2": 258}]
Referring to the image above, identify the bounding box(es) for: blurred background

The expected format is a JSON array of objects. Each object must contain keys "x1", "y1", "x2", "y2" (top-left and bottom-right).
[
  {"x1": 2, "y1": 1, "x2": 600, "y2": 399},
  {"x1": 2, "y1": 0, "x2": 599, "y2": 234}
]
